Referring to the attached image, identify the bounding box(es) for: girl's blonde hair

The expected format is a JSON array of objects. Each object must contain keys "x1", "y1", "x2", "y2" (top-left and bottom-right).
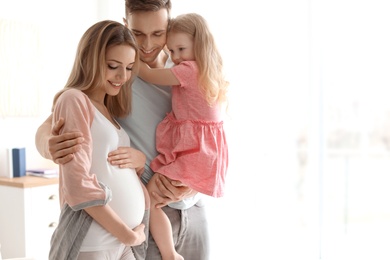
[
  {"x1": 168, "y1": 13, "x2": 229, "y2": 105},
  {"x1": 52, "y1": 20, "x2": 139, "y2": 118}
]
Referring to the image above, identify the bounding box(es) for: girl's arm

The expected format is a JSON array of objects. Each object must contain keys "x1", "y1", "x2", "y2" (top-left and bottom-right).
[{"x1": 138, "y1": 61, "x2": 180, "y2": 86}]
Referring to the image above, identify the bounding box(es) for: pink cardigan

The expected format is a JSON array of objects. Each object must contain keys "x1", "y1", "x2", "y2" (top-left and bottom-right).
[{"x1": 53, "y1": 89, "x2": 109, "y2": 210}]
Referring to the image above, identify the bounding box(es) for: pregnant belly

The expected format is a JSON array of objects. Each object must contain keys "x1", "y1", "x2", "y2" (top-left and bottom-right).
[{"x1": 102, "y1": 169, "x2": 145, "y2": 229}]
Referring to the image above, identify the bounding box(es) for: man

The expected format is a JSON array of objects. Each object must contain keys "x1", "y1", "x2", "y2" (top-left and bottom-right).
[{"x1": 35, "y1": 1, "x2": 210, "y2": 259}]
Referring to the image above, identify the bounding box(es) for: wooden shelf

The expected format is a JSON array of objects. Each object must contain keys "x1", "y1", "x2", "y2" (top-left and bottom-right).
[{"x1": 0, "y1": 176, "x2": 58, "y2": 188}]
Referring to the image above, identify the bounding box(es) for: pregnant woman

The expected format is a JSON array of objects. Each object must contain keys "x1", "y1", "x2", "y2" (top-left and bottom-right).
[{"x1": 46, "y1": 20, "x2": 148, "y2": 260}]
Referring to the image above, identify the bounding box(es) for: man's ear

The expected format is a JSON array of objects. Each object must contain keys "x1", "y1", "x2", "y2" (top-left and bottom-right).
[{"x1": 123, "y1": 17, "x2": 129, "y2": 28}]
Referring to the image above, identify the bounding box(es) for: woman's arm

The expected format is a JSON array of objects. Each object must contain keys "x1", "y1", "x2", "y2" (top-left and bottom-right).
[
  {"x1": 138, "y1": 61, "x2": 180, "y2": 86},
  {"x1": 35, "y1": 115, "x2": 84, "y2": 164},
  {"x1": 55, "y1": 90, "x2": 145, "y2": 246},
  {"x1": 85, "y1": 205, "x2": 145, "y2": 246}
]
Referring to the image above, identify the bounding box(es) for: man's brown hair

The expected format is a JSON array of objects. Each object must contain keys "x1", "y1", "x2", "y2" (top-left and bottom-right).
[{"x1": 125, "y1": 0, "x2": 172, "y2": 18}]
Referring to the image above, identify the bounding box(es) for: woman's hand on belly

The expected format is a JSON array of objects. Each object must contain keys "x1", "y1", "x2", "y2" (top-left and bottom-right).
[
  {"x1": 85, "y1": 205, "x2": 146, "y2": 246},
  {"x1": 107, "y1": 146, "x2": 146, "y2": 175},
  {"x1": 126, "y1": 223, "x2": 146, "y2": 246}
]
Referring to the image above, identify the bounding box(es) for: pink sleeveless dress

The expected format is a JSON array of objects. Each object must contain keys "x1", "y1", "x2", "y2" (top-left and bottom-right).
[{"x1": 150, "y1": 61, "x2": 228, "y2": 198}]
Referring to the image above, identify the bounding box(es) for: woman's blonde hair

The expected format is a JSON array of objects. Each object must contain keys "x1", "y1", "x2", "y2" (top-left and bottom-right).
[
  {"x1": 52, "y1": 20, "x2": 139, "y2": 118},
  {"x1": 168, "y1": 13, "x2": 229, "y2": 105}
]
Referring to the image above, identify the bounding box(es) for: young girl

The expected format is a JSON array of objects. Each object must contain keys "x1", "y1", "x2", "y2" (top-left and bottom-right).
[
  {"x1": 138, "y1": 13, "x2": 229, "y2": 260},
  {"x1": 48, "y1": 20, "x2": 149, "y2": 260}
]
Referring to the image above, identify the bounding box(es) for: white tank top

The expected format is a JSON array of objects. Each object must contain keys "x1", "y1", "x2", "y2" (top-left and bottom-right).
[{"x1": 80, "y1": 107, "x2": 145, "y2": 251}]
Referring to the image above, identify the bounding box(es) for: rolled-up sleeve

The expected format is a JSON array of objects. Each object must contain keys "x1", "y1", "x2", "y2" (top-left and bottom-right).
[{"x1": 53, "y1": 89, "x2": 109, "y2": 209}]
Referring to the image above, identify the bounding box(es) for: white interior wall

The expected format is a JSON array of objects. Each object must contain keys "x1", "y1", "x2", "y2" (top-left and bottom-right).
[{"x1": 0, "y1": 0, "x2": 121, "y2": 172}]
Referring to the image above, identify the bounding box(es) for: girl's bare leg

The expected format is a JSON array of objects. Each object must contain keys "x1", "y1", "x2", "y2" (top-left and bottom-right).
[{"x1": 147, "y1": 173, "x2": 184, "y2": 260}]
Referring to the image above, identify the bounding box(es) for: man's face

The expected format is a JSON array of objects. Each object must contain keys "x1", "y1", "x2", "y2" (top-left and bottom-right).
[{"x1": 126, "y1": 9, "x2": 169, "y2": 67}]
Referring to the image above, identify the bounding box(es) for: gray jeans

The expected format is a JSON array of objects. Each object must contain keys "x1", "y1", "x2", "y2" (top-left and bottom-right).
[{"x1": 133, "y1": 200, "x2": 210, "y2": 260}]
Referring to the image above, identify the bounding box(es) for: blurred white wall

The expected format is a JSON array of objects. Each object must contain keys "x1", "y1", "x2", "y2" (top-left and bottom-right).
[{"x1": 0, "y1": 0, "x2": 122, "y2": 171}]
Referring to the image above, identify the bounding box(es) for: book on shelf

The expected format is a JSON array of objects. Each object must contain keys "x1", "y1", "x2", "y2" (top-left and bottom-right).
[{"x1": 27, "y1": 168, "x2": 59, "y2": 178}]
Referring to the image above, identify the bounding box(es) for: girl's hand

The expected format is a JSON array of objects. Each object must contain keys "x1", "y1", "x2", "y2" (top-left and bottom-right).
[{"x1": 107, "y1": 147, "x2": 146, "y2": 175}]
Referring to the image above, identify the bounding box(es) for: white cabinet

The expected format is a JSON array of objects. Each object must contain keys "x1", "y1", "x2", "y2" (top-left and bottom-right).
[{"x1": 0, "y1": 176, "x2": 60, "y2": 260}]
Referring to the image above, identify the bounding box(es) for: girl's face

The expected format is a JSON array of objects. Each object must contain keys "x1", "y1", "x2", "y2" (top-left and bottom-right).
[
  {"x1": 167, "y1": 32, "x2": 195, "y2": 65},
  {"x1": 104, "y1": 44, "x2": 136, "y2": 96}
]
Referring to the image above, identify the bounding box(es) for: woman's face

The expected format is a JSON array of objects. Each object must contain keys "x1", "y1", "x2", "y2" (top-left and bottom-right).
[{"x1": 104, "y1": 44, "x2": 136, "y2": 97}]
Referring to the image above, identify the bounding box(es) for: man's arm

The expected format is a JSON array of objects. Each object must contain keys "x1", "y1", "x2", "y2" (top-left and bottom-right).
[{"x1": 35, "y1": 115, "x2": 84, "y2": 164}]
